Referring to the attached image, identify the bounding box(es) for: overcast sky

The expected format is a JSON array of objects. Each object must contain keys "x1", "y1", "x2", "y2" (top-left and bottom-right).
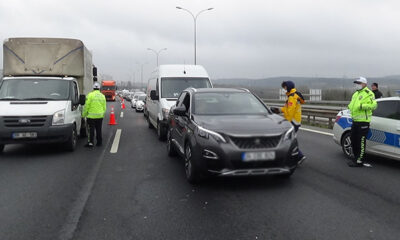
[{"x1": 1, "y1": 0, "x2": 400, "y2": 82}]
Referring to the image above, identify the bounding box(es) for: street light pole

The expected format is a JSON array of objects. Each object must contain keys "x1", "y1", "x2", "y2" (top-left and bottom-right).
[
  {"x1": 136, "y1": 62, "x2": 148, "y2": 90},
  {"x1": 176, "y1": 6, "x2": 214, "y2": 65},
  {"x1": 147, "y1": 48, "x2": 167, "y2": 66}
]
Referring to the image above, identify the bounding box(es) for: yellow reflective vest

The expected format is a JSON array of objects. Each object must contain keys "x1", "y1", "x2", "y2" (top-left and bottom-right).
[
  {"x1": 82, "y1": 90, "x2": 106, "y2": 119},
  {"x1": 348, "y1": 87, "x2": 377, "y2": 123}
]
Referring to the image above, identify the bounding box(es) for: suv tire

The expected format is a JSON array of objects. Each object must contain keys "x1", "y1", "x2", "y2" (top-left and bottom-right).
[
  {"x1": 185, "y1": 143, "x2": 201, "y2": 184},
  {"x1": 167, "y1": 130, "x2": 177, "y2": 157}
]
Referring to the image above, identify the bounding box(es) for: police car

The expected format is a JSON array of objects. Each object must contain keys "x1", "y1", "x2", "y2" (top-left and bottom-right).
[{"x1": 333, "y1": 97, "x2": 400, "y2": 161}]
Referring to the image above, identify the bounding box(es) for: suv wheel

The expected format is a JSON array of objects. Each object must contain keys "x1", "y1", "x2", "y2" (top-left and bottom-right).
[
  {"x1": 185, "y1": 144, "x2": 201, "y2": 184},
  {"x1": 167, "y1": 130, "x2": 177, "y2": 157},
  {"x1": 341, "y1": 132, "x2": 353, "y2": 159},
  {"x1": 157, "y1": 121, "x2": 166, "y2": 141},
  {"x1": 65, "y1": 126, "x2": 77, "y2": 152}
]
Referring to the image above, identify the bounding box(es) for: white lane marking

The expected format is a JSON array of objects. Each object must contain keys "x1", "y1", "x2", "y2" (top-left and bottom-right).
[
  {"x1": 110, "y1": 129, "x2": 122, "y2": 153},
  {"x1": 120, "y1": 112, "x2": 124, "y2": 118},
  {"x1": 300, "y1": 127, "x2": 334, "y2": 136},
  {"x1": 58, "y1": 129, "x2": 114, "y2": 240}
]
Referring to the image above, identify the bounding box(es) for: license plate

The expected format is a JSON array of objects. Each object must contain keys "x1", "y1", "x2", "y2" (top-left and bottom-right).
[
  {"x1": 12, "y1": 132, "x2": 37, "y2": 139},
  {"x1": 242, "y1": 151, "x2": 275, "y2": 162}
]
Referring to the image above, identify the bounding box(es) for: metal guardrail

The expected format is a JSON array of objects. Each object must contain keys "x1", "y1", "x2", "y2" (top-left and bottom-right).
[
  {"x1": 263, "y1": 99, "x2": 349, "y2": 107},
  {"x1": 264, "y1": 100, "x2": 347, "y2": 129}
]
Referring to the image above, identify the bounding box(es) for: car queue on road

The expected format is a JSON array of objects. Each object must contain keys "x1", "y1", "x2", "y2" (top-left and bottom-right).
[{"x1": 121, "y1": 66, "x2": 400, "y2": 184}]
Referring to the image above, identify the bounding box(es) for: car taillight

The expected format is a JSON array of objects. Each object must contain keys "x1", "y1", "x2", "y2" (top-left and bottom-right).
[{"x1": 335, "y1": 116, "x2": 341, "y2": 123}]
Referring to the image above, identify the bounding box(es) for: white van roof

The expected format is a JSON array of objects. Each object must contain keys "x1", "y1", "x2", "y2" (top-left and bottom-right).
[{"x1": 157, "y1": 65, "x2": 209, "y2": 78}]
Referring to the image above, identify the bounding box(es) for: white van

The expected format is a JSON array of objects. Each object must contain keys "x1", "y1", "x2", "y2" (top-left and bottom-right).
[{"x1": 146, "y1": 65, "x2": 212, "y2": 140}]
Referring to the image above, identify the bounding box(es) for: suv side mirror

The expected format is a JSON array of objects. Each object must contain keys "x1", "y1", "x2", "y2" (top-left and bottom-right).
[
  {"x1": 79, "y1": 95, "x2": 86, "y2": 105},
  {"x1": 150, "y1": 90, "x2": 158, "y2": 101},
  {"x1": 173, "y1": 106, "x2": 187, "y2": 116}
]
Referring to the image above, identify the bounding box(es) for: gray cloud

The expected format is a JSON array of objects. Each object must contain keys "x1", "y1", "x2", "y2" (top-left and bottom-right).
[{"x1": 1, "y1": 0, "x2": 399, "y2": 82}]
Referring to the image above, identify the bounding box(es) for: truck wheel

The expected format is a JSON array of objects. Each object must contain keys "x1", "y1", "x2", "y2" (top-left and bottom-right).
[
  {"x1": 0, "y1": 144, "x2": 4, "y2": 153},
  {"x1": 66, "y1": 126, "x2": 77, "y2": 152},
  {"x1": 80, "y1": 126, "x2": 87, "y2": 138},
  {"x1": 157, "y1": 121, "x2": 166, "y2": 141},
  {"x1": 185, "y1": 144, "x2": 201, "y2": 184},
  {"x1": 341, "y1": 132, "x2": 353, "y2": 159}
]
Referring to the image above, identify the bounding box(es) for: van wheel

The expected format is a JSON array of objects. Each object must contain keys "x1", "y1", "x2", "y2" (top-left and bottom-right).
[
  {"x1": 148, "y1": 117, "x2": 154, "y2": 129},
  {"x1": 0, "y1": 144, "x2": 4, "y2": 153},
  {"x1": 341, "y1": 132, "x2": 353, "y2": 159},
  {"x1": 66, "y1": 126, "x2": 77, "y2": 152},
  {"x1": 157, "y1": 121, "x2": 166, "y2": 141}
]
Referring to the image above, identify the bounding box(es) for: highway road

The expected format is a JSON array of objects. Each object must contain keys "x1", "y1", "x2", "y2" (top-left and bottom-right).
[{"x1": 1, "y1": 102, "x2": 400, "y2": 240}]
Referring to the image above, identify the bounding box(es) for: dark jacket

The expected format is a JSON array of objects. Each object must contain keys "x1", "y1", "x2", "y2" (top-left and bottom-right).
[{"x1": 372, "y1": 89, "x2": 383, "y2": 99}]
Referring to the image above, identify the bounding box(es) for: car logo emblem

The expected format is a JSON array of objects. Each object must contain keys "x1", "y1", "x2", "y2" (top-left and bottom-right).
[
  {"x1": 19, "y1": 119, "x2": 30, "y2": 124},
  {"x1": 254, "y1": 138, "x2": 261, "y2": 145}
]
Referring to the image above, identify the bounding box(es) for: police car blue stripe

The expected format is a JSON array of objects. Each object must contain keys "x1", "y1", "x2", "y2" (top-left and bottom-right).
[{"x1": 339, "y1": 116, "x2": 400, "y2": 148}]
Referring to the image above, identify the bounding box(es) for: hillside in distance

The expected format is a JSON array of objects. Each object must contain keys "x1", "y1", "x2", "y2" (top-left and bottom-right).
[{"x1": 214, "y1": 75, "x2": 400, "y2": 89}]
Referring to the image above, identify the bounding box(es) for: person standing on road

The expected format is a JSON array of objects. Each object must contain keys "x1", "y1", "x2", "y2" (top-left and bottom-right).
[
  {"x1": 279, "y1": 81, "x2": 307, "y2": 165},
  {"x1": 347, "y1": 77, "x2": 377, "y2": 167},
  {"x1": 371, "y1": 82, "x2": 383, "y2": 99},
  {"x1": 83, "y1": 82, "x2": 107, "y2": 147}
]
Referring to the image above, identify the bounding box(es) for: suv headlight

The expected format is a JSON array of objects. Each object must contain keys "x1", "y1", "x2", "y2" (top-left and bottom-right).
[
  {"x1": 198, "y1": 126, "x2": 227, "y2": 143},
  {"x1": 282, "y1": 126, "x2": 295, "y2": 142},
  {"x1": 52, "y1": 109, "x2": 65, "y2": 126},
  {"x1": 162, "y1": 108, "x2": 170, "y2": 120}
]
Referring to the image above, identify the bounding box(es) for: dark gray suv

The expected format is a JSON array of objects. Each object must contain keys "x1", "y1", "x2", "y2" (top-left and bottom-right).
[{"x1": 167, "y1": 88, "x2": 300, "y2": 184}]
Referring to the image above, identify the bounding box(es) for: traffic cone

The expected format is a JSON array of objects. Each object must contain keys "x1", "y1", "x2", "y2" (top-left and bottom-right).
[
  {"x1": 121, "y1": 99, "x2": 126, "y2": 109},
  {"x1": 108, "y1": 106, "x2": 117, "y2": 125}
]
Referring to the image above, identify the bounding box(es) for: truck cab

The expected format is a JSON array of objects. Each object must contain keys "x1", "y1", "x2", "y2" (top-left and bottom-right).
[
  {"x1": 0, "y1": 76, "x2": 86, "y2": 152},
  {"x1": 0, "y1": 37, "x2": 95, "y2": 153},
  {"x1": 101, "y1": 80, "x2": 117, "y2": 101}
]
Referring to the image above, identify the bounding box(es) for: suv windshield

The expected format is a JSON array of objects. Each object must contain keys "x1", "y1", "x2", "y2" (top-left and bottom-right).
[
  {"x1": 193, "y1": 92, "x2": 269, "y2": 115},
  {"x1": 0, "y1": 79, "x2": 70, "y2": 100},
  {"x1": 161, "y1": 77, "x2": 211, "y2": 98}
]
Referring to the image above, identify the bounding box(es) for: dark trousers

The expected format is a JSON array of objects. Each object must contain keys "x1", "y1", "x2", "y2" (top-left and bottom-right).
[
  {"x1": 350, "y1": 122, "x2": 370, "y2": 164},
  {"x1": 87, "y1": 118, "x2": 103, "y2": 145},
  {"x1": 292, "y1": 123, "x2": 304, "y2": 159}
]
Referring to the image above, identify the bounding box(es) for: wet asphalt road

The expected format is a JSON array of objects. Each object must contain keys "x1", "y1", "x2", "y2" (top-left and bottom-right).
[{"x1": 1, "y1": 102, "x2": 400, "y2": 240}]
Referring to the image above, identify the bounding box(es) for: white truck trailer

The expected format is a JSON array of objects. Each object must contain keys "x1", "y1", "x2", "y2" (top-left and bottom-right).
[{"x1": 0, "y1": 38, "x2": 96, "y2": 152}]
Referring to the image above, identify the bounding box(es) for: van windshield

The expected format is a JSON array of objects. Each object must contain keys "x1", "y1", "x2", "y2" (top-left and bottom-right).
[
  {"x1": 161, "y1": 77, "x2": 211, "y2": 98},
  {"x1": 0, "y1": 79, "x2": 70, "y2": 100}
]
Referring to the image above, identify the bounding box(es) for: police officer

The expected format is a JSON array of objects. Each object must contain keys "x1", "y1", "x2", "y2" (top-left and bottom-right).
[
  {"x1": 83, "y1": 82, "x2": 107, "y2": 147},
  {"x1": 347, "y1": 77, "x2": 377, "y2": 167},
  {"x1": 280, "y1": 81, "x2": 307, "y2": 165}
]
